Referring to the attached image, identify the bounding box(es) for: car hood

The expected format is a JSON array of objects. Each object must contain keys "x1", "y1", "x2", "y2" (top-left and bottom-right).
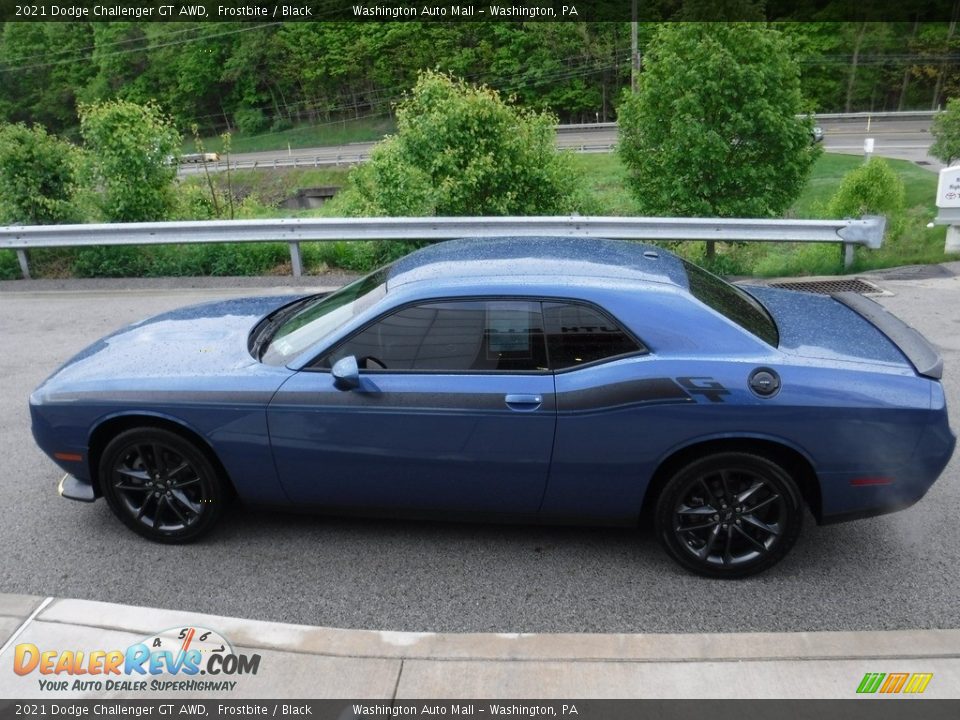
[
  {"x1": 745, "y1": 285, "x2": 915, "y2": 372},
  {"x1": 35, "y1": 295, "x2": 302, "y2": 393}
]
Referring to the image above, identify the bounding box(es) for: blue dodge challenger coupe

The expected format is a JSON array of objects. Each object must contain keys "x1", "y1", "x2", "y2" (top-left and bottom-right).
[{"x1": 29, "y1": 237, "x2": 955, "y2": 577}]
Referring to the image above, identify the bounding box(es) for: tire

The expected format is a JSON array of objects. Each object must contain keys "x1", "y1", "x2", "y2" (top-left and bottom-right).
[
  {"x1": 654, "y1": 452, "x2": 803, "y2": 579},
  {"x1": 98, "y1": 427, "x2": 227, "y2": 543}
]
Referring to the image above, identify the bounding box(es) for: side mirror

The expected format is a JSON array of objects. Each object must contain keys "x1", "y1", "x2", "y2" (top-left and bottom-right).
[{"x1": 331, "y1": 355, "x2": 360, "y2": 391}]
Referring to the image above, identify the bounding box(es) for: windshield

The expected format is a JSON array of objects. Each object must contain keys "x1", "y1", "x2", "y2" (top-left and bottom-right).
[
  {"x1": 681, "y1": 259, "x2": 779, "y2": 346},
  {"x1": 260, "y1": 268, "x2": 389, "y2": 365}
]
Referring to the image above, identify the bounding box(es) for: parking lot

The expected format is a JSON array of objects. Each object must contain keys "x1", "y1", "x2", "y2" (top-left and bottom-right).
[{"x1": 2, "y1": 267, "x2": 959, "y2": 634}]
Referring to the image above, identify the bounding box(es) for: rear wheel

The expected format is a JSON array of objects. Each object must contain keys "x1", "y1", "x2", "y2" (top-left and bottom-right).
[
  {"x1": 99, "y1": 427, "x2": 226, "y2": 543},
  {"x1": 654, "y1": 452, "x2": 803, "y2": 578}
]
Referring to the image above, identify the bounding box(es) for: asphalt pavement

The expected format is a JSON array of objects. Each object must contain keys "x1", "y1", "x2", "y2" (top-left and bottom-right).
[{"x1": 1, "y1": 267, "x2": 959, "y2": 635}]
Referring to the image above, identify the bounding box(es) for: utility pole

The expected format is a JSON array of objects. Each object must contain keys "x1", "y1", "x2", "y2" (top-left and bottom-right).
[{"x1": 631, "y1": 0, "x2": 639, "y2": 92}]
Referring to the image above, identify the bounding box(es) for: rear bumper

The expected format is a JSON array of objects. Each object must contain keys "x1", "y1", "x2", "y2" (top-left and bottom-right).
[
  {"x1": 58, "y1": 474, "x2": 96, "y2": 503},
  {"x1": 818, "y1": 421, "x2": 956, "y2": 524}
]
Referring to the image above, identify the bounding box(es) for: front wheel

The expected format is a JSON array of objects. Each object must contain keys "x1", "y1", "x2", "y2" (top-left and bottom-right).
[
  {"x1": 99, "y1": 427, "x2": 227, "y2": 543},
  {"x1": 654, "y1": 452, "x2": 803, "y2": 578}
]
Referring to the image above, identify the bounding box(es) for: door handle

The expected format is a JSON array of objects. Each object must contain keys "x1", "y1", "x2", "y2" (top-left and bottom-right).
[{"x1": 504, "y1": 394, "x2": 543, "y2": 410}]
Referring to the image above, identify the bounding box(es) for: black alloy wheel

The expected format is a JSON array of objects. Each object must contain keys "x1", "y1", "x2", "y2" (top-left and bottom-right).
[
  {"x1": 99, "y1": 427, "x2": 227, "y2": 543},
  {"x1": 655, "y1": 452, "x2": 803, "y2": 578}
]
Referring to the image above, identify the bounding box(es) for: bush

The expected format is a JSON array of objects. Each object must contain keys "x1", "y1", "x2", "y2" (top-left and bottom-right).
[
  {"x1": 270, "y1": 117, "x2": 294, "y2": 133},
  {"x1": 0, "y1": 249, "x2": 21, "y2": 279},
  {"x1": 930, "y1": 98, "x2": 960, "y2": 166},
  {"x1": 79, "y1": 99, "x2": 181, "y2": 222},
  {"x1": 233, "y1": 107, "x2": 269, "y2": 136},
  {"x1": 0, "y1": 123, "x2": 85, "y2": 224},
  {"x1": 826, "y1": 158, "x2": 905, "y2": 240},
  {"x1": 339, "y1": 71, "x2": 586, "y2": 216},
  {"x1": 71, "y1": 243, "x2": 292, "y2": 278}
]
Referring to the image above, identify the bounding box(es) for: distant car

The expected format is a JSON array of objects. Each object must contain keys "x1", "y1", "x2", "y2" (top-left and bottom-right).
[
  {"x1": 29, "y1": 238, "x2": 955, "y2": 578},
  {"x1": 811, "y1": 125, "x2": 824, "y2": 143},
  {"x1": 180, "y1": 152, "x2": 220, "y2": 163}
]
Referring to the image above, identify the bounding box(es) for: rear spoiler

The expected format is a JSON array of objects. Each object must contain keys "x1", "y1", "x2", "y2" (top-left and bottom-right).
[{"x1": 832, "y1": 292, "x2": 943, "y2": 379}]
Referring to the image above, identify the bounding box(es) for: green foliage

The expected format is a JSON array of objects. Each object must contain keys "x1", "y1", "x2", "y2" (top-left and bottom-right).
[
  {"x1": 0, "y1": 21, "x2": 958, "y2": 147},
  {"x1": 308, "y1": 240, "x2": 426, "y2": 273},
  {"x1": 826, "y1": 158, "x2": 906, "y2": 240},
  {"x1": 0, "y1": 123, "x2": 84, "y2": 224},
  {"x1": 233, "y1": 108, "x2": 269, "y2": 135},
  {"x1": 930, "y1": 98, "x2": 960, "y2": 166},
  {"x1": 618, "y1": 23, "x2": 819, "y2": 219},
  {"x1": 79, "y1": 99, "x2": 180, "y2": 222},
  {"x1": 170, "y1": 183, "x2": 221, "y2": 221},
  {"x1": 0, "y1": 249, "x2": 20, "y2": 279},
  {"x1": 340, "y1": 71, "x2": 585, "y2": 216},
  {"x1": 71, "y1": 242, "x2": 291, "y2": 278}
]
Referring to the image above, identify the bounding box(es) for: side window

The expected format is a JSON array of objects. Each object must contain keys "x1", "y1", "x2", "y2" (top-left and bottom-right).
[
  {"x1": 320, "y1": 300, "x2": 547, "y2": 372},
  {"x1": 542, "y1": 302, "x2": 642, "y2": 370}
]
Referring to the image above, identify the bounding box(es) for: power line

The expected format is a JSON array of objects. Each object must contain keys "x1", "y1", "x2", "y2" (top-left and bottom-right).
[
  {"x1": 0, "y1": 22, "x2": 281, "y2": 74},
  {"x1": 175, "y1": 52, "x2": 629, "y2": 133},
  {"x1": 1, "y1": 23, "x2": 207, "y2": 66}
]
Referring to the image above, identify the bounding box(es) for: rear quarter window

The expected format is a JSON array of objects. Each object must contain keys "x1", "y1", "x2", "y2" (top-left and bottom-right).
[{"x1": 681, "y1": 260, "x2": 779, "y2": 346}]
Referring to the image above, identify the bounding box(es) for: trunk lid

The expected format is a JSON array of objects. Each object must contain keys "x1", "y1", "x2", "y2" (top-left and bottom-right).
[{"x1": 745, "y1": 285, "x2": 941, "y2": 377}]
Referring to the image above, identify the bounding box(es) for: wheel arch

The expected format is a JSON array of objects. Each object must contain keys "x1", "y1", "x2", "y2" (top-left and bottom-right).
[
  {"x1": 87, "y1": 412, "x2": 234, "y2": 497},
  {"x1": 641, "y1": 436, "x2": 822, "y2": 522}
]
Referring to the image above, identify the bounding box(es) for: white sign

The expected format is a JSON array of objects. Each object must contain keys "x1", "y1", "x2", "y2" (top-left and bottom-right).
[
  {"x1": 937, "y1": 166, "x2": 960, "y2": 208},
  {"x1": 864, "y1": 138, "x2": 875, "y2": 154}
]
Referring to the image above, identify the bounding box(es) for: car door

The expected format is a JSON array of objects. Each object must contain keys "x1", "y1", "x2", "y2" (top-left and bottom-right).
[
  {"x1": 267, "y1": 299, "x2": 557, "y2": 514},
  {"x1": 536, "y1": 300, "x2": 665, "y2": 520}
]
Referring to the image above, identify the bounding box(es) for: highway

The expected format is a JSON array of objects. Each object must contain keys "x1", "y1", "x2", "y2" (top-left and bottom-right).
[
  {"x1": 2, "y1": 266, "x2": 959, "y2": 633},
  {"x1": 180, "y1": 115, "x2": 942, "y2": 176}
]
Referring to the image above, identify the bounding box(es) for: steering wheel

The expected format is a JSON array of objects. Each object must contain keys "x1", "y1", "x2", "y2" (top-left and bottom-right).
[{"x1": 362, "y1": 355, "x2": 388, "y2": 370}]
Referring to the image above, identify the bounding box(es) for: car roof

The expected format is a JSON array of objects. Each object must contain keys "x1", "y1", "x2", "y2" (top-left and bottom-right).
[{"x1": 385, "y1": 237, "x2": 690, "y2": 292}]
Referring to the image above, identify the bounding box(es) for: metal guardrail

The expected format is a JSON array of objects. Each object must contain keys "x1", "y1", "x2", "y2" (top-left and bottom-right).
[
  {"x1": 179, "y1": 142, "x2": 621, "y2": 174},
  {"x1": 811, "y1": 110, "x2": 937, "y2": 121},
  {"x1": 1, "y1": 215, "x2": 886, "y2": 279},
  {"x1": 554, "y1": 112, "x2": 937, "y2": 131},
  {"x1": 183, "y1": 110, "x2": 935, "y2": 176}
]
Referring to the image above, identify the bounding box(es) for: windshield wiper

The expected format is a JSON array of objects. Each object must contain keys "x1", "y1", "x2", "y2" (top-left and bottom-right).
[{"x1": 250, "y1": 295, "x2": 319, "y2": 360}]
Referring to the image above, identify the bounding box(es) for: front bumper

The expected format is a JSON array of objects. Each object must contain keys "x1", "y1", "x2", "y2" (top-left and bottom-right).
[{"x1": 58, "y1": 474, "x2": 96, "y2": 503}]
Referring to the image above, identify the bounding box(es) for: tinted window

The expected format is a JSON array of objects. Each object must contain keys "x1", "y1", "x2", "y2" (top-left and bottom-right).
[
  {"x1": 321, "y1": 300, "x2": 547, "y2": 372},
  {"x1": 543, "y1": 302, "x2": 641, "y2": 370},
  {"x1": 681, "y1": 260, "x2": 779, "y2": 346}
]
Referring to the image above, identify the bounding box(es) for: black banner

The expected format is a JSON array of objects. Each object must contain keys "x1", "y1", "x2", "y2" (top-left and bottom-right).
[
  {"x1": 2, "y1": 700, "x2": 960, "y2": 720},
  {"x1": 2, "y1": 0, "x2": 960, "y2": 24}
]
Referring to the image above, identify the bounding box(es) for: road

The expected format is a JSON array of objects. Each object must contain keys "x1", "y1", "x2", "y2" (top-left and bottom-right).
[
  {"x1": 1, "y1": 268, "x2": 959, "y2": 633},
  {"x1": 183, "y1": 116, "x2": 942, "y2": 175}
]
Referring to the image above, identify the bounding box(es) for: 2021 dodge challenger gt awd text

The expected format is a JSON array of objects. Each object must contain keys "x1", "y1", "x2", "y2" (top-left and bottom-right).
[{"x1": 29, "y1": 237, "x2": 955, "y2": 577}]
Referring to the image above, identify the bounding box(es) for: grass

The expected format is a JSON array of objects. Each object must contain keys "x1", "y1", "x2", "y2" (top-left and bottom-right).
[
  {"x1": 4, "y1": 151, "x2": 956, "y2": 280},
  {"x1": 186, "y1": 117, "x2": 396, "y2": 155},
  {"x1": 572, "y1": 150, "x2": 953, "y2": 277},
  {"x1": 570, "y1": 152, "x2": 642, "y2": 216}
]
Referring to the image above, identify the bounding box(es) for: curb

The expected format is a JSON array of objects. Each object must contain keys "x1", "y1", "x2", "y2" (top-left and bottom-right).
[{"x1": 2, "y1": 594, "x2": 959, "y2": 699}]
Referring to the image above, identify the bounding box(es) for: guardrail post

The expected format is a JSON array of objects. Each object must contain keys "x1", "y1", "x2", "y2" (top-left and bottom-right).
[
  {"x1": 16, "y1": 249, "x2": 30, "y2": 279},
  {"x1": 288, "y1": 242, "x2": 303, "y2": 279},
  {"x1": 843, "y1": 242, "x2": 855, "y2": 270}
]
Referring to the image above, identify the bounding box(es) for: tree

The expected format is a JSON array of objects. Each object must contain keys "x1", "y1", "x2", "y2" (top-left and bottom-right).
[
  {"x1": 931, "y1": 97, "x2": 960, "y2": 165},
  {"x1": 79, "y1": 99, "x2": 181, "y2": 222},
  {"x1": 617, "y1": 22, "x2": 819, "y2": 253},
  {"x1": 0, "y1": 123, "x2": 84, "y2": 224},
  {"x1": 339, "y1": 70, "x2": 585, "y2": 216}
]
